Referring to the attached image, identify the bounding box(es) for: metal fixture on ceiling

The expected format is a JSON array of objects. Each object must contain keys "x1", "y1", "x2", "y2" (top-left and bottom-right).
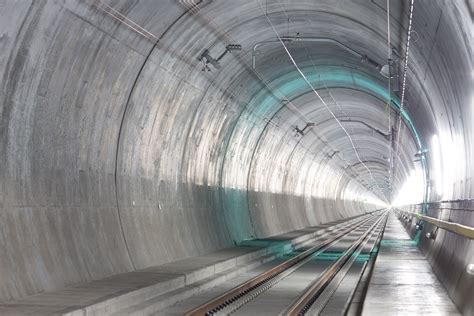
[
  {"x1": 327, "y1": 150, "x2": 340, "y2": 160},
  {"x1": 294, "y1": 122, "x2": 315, "y2": 137},
  {"x1": 379, "y1": 63, "x2": 391, "y2": 78},
  {"x1": 379, "y1": 57, "x2": 400, "y2": 92},
  {"x1": 252, "y1": 36, "x2": 384, "y2": 73},
  {"x1": 256, "y1": 9, "x2": 389, "y2": 201},
  {"x1": 198, "y1": 44, "x2": 242, "y2": 71},
  {"x1": 340, "y1": 119, "x2": 390, "y2": 140},
  {"x1": 414, "y1": 149, "x2": 428, "y2": 162}
]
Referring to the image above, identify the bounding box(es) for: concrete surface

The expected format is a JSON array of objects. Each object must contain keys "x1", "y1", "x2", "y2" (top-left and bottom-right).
[
  {"x1": 362, "y1": 212, "x2": 461, "y2": 315},
  {"x1": 0, "y1": 216, "x2": 361, "y2": 315},
  {"x1": 400, "y1": 202, "x2": 474, "y2": 315},
  {"x1": 0, "y1": 0, "x2": 472, "y2": 313}
]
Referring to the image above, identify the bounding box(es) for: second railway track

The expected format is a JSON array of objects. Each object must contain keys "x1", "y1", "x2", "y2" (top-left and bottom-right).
[{"x1": 185, "y1": 211, "x2": 388, "y2": 316}]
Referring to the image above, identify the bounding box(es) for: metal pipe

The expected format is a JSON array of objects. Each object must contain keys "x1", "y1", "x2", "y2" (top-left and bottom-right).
[
  {"x1": 252, "y1": 36, "x2": 379, "y2": 69},
  {"x1": 398, "y1": 210, "x2": 474, "y2": 239},
  {"x1": 340, "y1": 119, "x2": 390, "y2": 139}
]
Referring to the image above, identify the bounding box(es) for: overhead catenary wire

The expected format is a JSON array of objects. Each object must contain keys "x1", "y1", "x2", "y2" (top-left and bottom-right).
[
  {"x1": 273, "y1": 3, "x2": 393, "y2": 200},
  {"x1": 93, "y1": 1, "x2": 329, "y2": 157},
  {"x1": 274, "y1": 7, "x2": 365, "y2": 181},
  {"x1": 264, "y1": 2, "x2": 389, "y2": 201},
  {"x1": 174, "y1": 1, "x2": 387, "y2": 195},
  {"x1": 94, "y1": 0, "x2": 283, "y2": 131},
  {"x1": 93, "y1": 0, "x2": 386, "y2": 203},
  {"x1": 94, "y1": 0, "x2": 341, "y2": 162},
  {"x1": 256, "y1": 0, "x2": 389, "y2": 203},
  {"x1": 93, "y1": 1, "x2": 158, "y2": 41},
  {"x1": 184, "y1": 0, "x2": 388, "y2": 202},
  {"x1": 276, "y1": 0, "x2": 392, "y2": 198},
  {"x1": 273, "y1": 5, "x2": 388, "y2": 197},
  {"x1": 177, "y1": 0, "x2": 383, "y2": 197}
]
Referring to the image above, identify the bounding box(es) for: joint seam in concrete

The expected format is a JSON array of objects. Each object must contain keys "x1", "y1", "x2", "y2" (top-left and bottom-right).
[{"x1": 112, "y1": 2, "x2": 200, "y2": 270}]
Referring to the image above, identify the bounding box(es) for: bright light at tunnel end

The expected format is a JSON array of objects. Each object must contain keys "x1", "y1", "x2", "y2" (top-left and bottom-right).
[{"x1": 391, "y1": 166, "x2": 424, "y2": 207}]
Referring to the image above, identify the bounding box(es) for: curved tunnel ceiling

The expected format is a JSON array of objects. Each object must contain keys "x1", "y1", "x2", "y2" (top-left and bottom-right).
[{"x1": 0, "y1": 0, "x2": 472, "y2": 301}]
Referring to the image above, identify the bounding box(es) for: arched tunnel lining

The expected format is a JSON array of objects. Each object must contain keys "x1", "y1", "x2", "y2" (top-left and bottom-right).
[{"x1": 0, "y1": 0, "x2": 472, "y2": 306}]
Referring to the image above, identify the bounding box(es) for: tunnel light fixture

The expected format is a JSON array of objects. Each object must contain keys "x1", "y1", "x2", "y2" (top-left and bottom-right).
[
  {"x1": 425, "y1": 231, "x2": 436, "y2": 240},
  {"x1": 467, "y1": 264, "x2": 474, "y2": 275},
  {"x1": 415, "y1": 220, "x2": 424, "y2": 231},
  {"x1": 379, "y1": 64, "x2": 390, "y2": 78}
]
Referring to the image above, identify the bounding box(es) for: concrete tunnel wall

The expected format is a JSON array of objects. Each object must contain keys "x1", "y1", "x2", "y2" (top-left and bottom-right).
[
  {"x1": 0, "y1": 0, "x2": 472, "y2": 304},
  {"x1": 401, "y1": 201, "x2": 474, "y2": 315}
]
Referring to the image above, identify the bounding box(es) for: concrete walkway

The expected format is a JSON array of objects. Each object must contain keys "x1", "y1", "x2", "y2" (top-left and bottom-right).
[
  {"x1": 362, "y1": 212, "x2": 460, "y2": 315},
  {"x1": 0, "y1": 218, "x2": 353, "y2": 315}
]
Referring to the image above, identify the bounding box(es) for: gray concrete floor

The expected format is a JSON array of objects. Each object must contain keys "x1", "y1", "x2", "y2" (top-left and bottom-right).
[
  {"x1": 0, "y1": 246, "x2": 268, "y2": 315},
  {"x1": 362, "y1": 213, "x2": 461, "y2": 315},
  {"x1": 1, "y1": 214, "x2": 462, "y2": 315},
  {"x1": 0, "y1": 221, "x2": 347, "y2": 315}
]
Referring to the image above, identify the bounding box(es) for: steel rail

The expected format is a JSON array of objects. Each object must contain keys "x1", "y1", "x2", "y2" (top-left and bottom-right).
[
  {"x1": 398, "y1": 210, "x2": 474, "y2": 239},
  {"x1": 283, "y1": 212, "x2": 388, "y2": 316},
  {"x1": 342, "y1": 213, "x2": 388, "y2": 315},
  {"x1": 211, "y1": 219, "x2": 383, "y2": 315},
  {"x1": 212, "y1": 227, "x2": 361, "y2": 315},
  {"x1": 185, "y1": 212, "x2": 383, "y2": 316},
  {"x1": 251, "y1": 37, "x2": 368, "y2": 69},
  {"x1": 305, "y1": 214, "x2": 388, "y2": 315}
]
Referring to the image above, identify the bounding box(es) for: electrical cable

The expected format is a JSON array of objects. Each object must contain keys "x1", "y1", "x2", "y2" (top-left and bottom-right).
[
  {"x1": 256, "y1": 0, "x2": 389, "y2": 203},
  {"x1": 93, "y1": 0, "x2": 386, "y2": 204},
  {"x1": 180, "y1": 0, "x2": 383, "y2": 198}
]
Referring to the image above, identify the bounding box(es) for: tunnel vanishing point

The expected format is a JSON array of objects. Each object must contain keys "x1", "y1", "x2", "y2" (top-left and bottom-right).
[{"x1": 0, "y1": 0, "x2": 473, "y2": 315}]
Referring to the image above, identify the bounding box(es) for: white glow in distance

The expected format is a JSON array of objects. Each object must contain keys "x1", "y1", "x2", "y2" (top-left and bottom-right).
[
  {"x1": 472, "y1": 93, "x2": 474, "y2": 139},
  {"x1": 430, "y1": 132, "x2": 463, "y2": 200},
  {"x1": 392, "y1": 167, "x2": 424, "y2": 206},
  {"x1": 431, "y1": 134, "x2": 443, "y2": 196}
]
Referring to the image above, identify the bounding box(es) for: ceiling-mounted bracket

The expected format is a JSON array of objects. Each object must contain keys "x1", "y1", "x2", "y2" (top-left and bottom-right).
[
  {"x1": 198, "y1": 44, "x2": 242, "y2": 71},
  {"x1": 294, "y1": 122, "x2": 315, "y2": 137}
]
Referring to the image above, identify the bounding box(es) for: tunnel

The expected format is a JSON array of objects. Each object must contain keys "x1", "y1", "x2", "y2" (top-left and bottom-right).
[{"x1": 0, "y1": 0, "x2": 473, "y2": 315}]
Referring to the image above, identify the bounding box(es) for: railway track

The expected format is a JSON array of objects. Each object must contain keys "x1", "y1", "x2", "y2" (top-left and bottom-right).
[
  {"x1": 185, "y1": 211, "x2": 388, "y2": 316},
  {"x1": 283, "y1": 213, "x2": 387, "y2": 315}
]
